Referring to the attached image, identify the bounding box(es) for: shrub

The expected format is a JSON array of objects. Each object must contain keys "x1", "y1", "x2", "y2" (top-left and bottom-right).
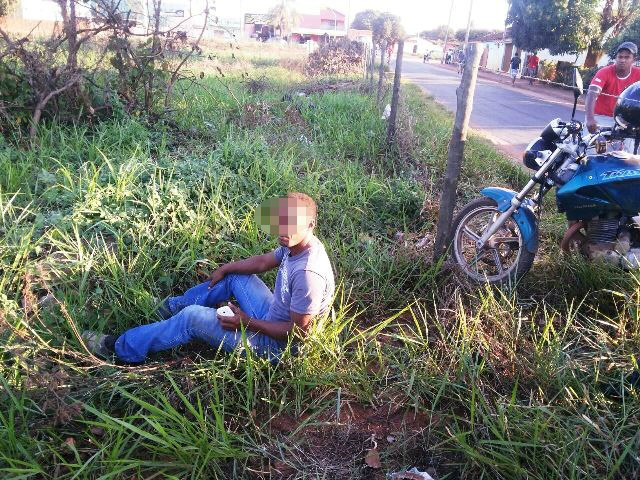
[
  {"x1": 538, "y1": 60, "x2": 557, "y2": 82},
  {"x1": 305, "y1": 39, "x2": 365, "y2": 76},
  {"x1": 0, "y1": 1, "x2": 212, "y2": 140}
]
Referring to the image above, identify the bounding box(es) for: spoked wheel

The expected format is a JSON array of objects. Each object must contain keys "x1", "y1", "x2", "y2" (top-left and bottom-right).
[{"x1": 451, "y1": 198, "x2": 536, "y2": 284}]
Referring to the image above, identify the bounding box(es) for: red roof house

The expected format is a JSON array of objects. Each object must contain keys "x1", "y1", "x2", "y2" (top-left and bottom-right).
[{"x1": 291, "y1": 8, "x2": 346, "y2": 43}]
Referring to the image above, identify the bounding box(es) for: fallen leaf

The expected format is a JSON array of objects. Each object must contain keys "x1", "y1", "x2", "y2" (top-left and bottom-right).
[
  {"x1": 90, "y1": 426, "x2": 105, "y2": 436},
  {"x1": 365, "y1": 448, "x2": 382, "y2": 468}
]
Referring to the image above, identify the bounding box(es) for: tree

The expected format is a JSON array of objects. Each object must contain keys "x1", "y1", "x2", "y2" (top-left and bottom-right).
[
  {"x1": 371, "y1": 12, "x2": 404, "y2": 49},
  {"x1": 507, "y1": 0, "x2": 639, "y2": 67},
  {"x1": 0, "y1": 0, "x2": 16, "y2": 16},
  {"x1": 0, "y1": 0, "x2": 210, "y2": 139},
  {"x1": 454, "y1": 28, "x2": 501, "y2": 42},
  {"x1": 268, "y1": 0, "x2": 300, "y2": 40},
  {"x1": 585, "y1": 0, "x2": 640, "y2": 66},
  {"x1": 420, "y1": 25, "x2": 454, "y2": 41},
  {"x1": 351, "y1": 9, "x2": 380, "y2": 30},
  {"x1": 605, "y1": 14, "x2": 640, "y2": 57}
]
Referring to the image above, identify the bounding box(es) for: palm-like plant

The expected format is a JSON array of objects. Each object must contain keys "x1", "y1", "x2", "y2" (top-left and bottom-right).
[{"x1": 268, "y1": 0, "x2": 300, "y2": 40}]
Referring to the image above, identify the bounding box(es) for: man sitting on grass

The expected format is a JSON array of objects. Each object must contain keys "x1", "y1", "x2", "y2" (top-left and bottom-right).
[{"x1": 82, "y1": 193, "x2": 335, "y2": 363}]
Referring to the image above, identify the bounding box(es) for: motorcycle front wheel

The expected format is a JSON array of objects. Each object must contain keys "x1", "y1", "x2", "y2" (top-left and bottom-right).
[{"x1": 450, "y1": 197, "x2": 536, "y2": 285}]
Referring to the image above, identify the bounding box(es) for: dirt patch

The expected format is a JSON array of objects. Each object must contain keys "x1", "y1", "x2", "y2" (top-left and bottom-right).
[
  {"x1": 283, "y1": 105, "x2": 308, "y2": 129},
  {"x1": 243, "y1": 76, "x2": 270, "y2": 94},
  {"x1": 237, "y1": 100, "x2": 309, "y2": 134},
  {"x1": 239, "y1": 101, "x2": 272, "y2": 128},
  {"x1": 250, "y1": 401, "x2": 441, "y2": 479},
  {"x1": 268, "y1": 403, "x2": 430, "y2": 438},
  {"x1": 279, "y1": 56, "x2": 307, "y2": 74},
  {"x1": 257, "y1": 403, "x2": 433, "y2": 478}
]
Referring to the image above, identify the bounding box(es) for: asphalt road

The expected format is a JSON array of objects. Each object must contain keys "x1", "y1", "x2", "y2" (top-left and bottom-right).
[{"x1": 401, "y1": 56, "x2": 584, "y2": 159}]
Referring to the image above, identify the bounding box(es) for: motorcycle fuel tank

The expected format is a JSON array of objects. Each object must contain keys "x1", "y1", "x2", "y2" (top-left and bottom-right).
[{"x1": 556, "y1": 154, "x2": 640, "y2": 220}]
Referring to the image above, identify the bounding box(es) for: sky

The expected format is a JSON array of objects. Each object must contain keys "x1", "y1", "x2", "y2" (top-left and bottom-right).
[{"x1": 231, "y1": 0, "x2": 510, "y2": 35}]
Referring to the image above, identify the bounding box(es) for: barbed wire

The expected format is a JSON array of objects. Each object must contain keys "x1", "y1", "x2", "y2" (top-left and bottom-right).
[
  {"x1": 449, "y1": 61, "x2": 635, "y2": 101},
  {"x1": 518, "y1": 72, "x2": 626, "y2": 100}
]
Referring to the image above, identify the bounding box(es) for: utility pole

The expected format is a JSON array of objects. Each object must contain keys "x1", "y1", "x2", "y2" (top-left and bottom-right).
[
  {"x1": 463, "y1": 0, "x2": 475, "y2": 47},
  {"x1": 441, "y1": 0, "x2": 455, "y2": 64},
  {"x1": 346, "y1": 0, "x2": 351, "y2": 33}
]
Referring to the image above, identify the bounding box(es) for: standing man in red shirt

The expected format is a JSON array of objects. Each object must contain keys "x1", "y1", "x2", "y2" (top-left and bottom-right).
[
  {"x1": 585, "y1": 42, "x2": 640, "y2": 135},
  {"x1": 527, "y1": 52, "x2": 539, "y2": 85}
]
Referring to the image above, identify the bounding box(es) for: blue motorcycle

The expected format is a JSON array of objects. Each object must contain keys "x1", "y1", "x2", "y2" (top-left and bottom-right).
[{"x1": 450, "y1": 72, "x2": 640, "y2": 284}]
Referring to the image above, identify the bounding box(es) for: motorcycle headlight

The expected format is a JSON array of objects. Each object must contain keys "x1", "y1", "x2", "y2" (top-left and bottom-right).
[
  {"x1": 541, "y1": 118, "x2": 563, "y2": 142},
  {"x1": 523, "y1": 136, "x2": 555, "y2": 170}
]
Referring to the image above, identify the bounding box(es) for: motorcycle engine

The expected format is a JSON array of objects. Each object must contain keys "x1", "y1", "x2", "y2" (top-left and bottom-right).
[{"x1": 582, "y1": 217, "x2": 640, "y2": 268}]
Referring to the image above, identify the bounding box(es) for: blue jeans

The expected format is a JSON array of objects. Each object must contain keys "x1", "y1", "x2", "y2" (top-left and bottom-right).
[{"x1": 114, "y1": 274, "x2": 286, "y2": 363}]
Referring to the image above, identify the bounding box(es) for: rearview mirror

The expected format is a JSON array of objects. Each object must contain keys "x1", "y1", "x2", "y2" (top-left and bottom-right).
[{"x1": 573, "y1": 68, "x2": 584, "y2": 97}]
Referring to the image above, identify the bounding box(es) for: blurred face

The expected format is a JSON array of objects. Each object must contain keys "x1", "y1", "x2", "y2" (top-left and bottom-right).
[
  {"x1": 255, "y1": 197, "x2": 315, "y2": 248},
  {"x1": 615, "y1": 50, "x2": 635, "y2": 73}
]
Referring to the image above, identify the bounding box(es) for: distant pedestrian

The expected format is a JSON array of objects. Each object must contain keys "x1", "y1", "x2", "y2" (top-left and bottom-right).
[
  {"x1": 457, "y1": 49, "x2": 466, "y2": 74},
  {"x1": 509, "y1": 52, "x2": 521, "y2": 84},
  {"x1": 527, "y1": 52, "x2": 539, "y2": 85},
  {"x1": 423, "y1": 51, "x2": 431, "y2": 63},
  {"x1": 445, "y1": 51, "x2": 451, "y2": 64}
]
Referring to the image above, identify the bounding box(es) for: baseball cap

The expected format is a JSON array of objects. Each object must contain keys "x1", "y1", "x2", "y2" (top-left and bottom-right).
[{"x1": 616, "y1": 41, "x2": 638, "y2": 56}]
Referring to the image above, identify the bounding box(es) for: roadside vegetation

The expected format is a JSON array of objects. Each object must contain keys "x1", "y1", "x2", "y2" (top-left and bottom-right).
[{"x1": 2, "y1": 40, "x2": 640, "y2": 479}]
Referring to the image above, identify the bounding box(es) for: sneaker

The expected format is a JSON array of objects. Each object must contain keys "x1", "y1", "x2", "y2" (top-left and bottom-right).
[{"x1": 82, "y1": 330, "x2": 117, "y2": 359}]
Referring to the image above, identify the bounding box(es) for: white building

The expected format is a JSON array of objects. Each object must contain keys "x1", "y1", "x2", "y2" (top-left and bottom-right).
[
  {"x1": 404, "y1": 36, "x2": 439, "y2": 56},
  {"x1": 480, "y1": 31, "x2": 611, "y2": 73},
  {"x1": 10, "y1": 0, "x2": 242, "y2": 39}
]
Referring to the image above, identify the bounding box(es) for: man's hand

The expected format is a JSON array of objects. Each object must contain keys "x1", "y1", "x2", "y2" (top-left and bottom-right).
[
  {"x1": 206, "y1": 252, "x2": 280, "y2": 289},
  {"x1": 586, "y1": 117, "x2": 599, "y2": 134},
  {"x1": 207, "y1": 266, "x2": 227, "y2": 289},
  {"x1": 219, "y1": 303, "x2": 251, "y2": 331},
  {"x1": 610, "y1": 150, "x2": 640, "y2": 163}
]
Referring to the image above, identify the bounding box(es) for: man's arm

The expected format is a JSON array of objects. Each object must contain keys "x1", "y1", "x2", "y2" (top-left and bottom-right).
[
  {"x1": 208, "y1": 252, "x2": 279, "y2": 287},
  {"x1": 220, "y1": 305, "x2": 314, "y2": 341},
  {"x1": 585, "y1": 85, "x2": 601, "y2": 134}
]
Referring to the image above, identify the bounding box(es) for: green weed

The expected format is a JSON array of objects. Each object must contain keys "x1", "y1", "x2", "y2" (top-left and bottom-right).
[{"x1": 1, "y1": 45, "x2": 640, "y2": 479}]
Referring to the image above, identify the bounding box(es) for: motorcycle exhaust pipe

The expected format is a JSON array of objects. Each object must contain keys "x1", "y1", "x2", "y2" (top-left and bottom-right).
[{"x1": 560, "y1": 221, "x2": 585, "y2": 252}]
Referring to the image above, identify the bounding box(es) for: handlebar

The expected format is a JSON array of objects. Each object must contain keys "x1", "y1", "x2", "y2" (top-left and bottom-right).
[{"x1": 556, "y1": 120, "x2": 583, "y2": 134}]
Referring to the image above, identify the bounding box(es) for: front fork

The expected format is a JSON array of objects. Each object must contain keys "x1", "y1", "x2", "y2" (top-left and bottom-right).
[{"x1": 475, "y1": 149, "x2": 562, "y2": 250}]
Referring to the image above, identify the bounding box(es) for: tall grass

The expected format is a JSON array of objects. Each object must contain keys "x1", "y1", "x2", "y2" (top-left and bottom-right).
[{"x1": 1, "y1": 45, "x2": 640, "y2": 479}]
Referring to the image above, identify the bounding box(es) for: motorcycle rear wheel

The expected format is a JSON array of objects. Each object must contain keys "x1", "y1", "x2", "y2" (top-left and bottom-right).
[{"x1": 450, "y1": 197, "x2": 536, "y2": 285}]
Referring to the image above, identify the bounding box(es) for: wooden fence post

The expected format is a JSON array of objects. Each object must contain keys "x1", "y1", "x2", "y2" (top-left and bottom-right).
[
  {"x1": 369, "y1": 42, "x2": 376, "y2": 92},
  {"x1": 363, "y1": 44, "x2": 367, "y2": 80},
  {"x1": 433, "y1": 42, "x2": 482, "y2": 260},
  {"x1": 386, "y1": 39, "x2": 404, "y2": 144},
  {"x1": 376, "y1": 40, "x2": 386, "y2": 105},
  {"x1": 364, "y1": 44, "x2": 370, "y2": 81}
]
